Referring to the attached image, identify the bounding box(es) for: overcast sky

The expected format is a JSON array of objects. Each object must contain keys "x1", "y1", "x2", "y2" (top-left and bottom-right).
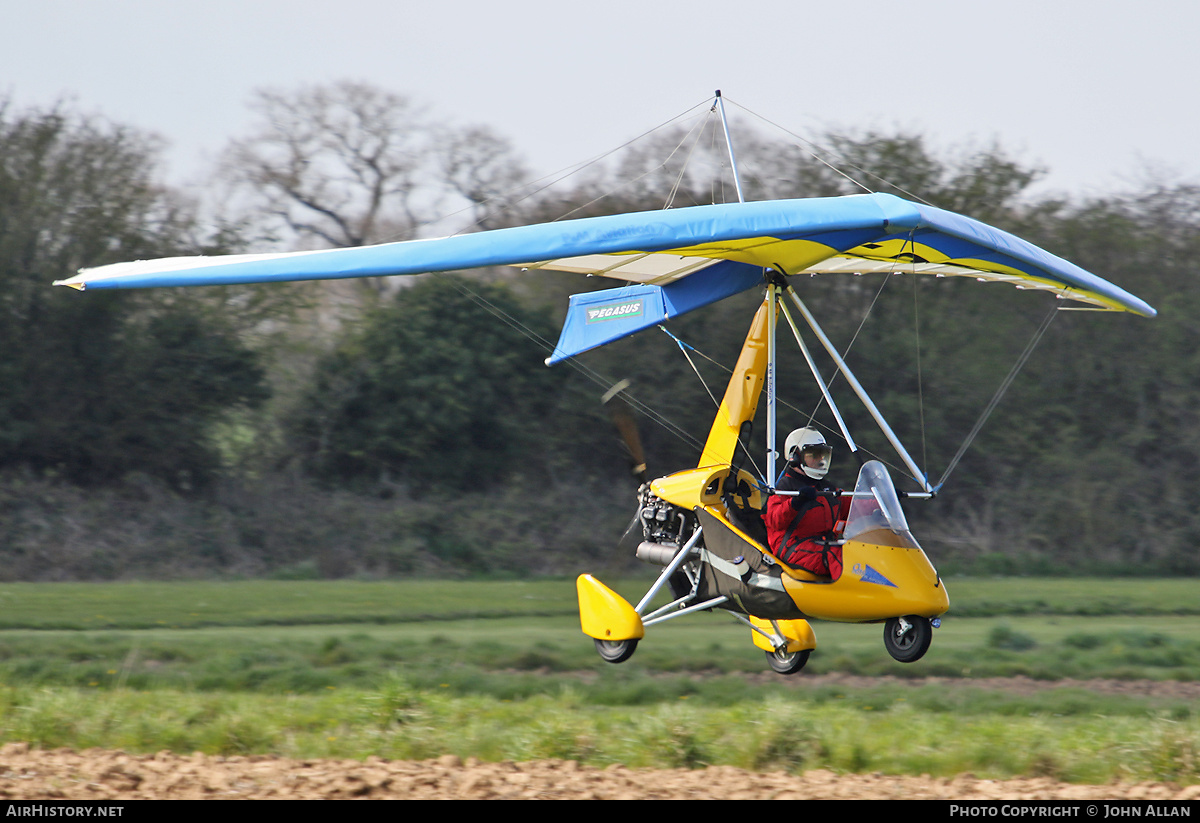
[{"x1": 6, "y1": 0, "x2": 1198, "y2": 204}]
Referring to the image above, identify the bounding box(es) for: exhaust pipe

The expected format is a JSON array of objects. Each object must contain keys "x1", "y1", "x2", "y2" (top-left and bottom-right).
[{"x1": 636, "y1": 541, "x2": 695, "y2": 566}]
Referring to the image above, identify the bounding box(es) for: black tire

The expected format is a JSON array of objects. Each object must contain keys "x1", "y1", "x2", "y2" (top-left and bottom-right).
[
  {"x1": 883, "y1": 615, "x2": 933, "y2": 663},
  {"x1": 765, "y1": 648, "x2": 810, "y2": 675},
  {"x1": 594, "y1": 638, "x2": 639, "y2": 664}
]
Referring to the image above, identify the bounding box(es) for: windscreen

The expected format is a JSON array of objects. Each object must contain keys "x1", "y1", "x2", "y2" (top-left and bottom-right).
[{"x1": 843, "y1": 460, "x2": 919, "y2": 548}]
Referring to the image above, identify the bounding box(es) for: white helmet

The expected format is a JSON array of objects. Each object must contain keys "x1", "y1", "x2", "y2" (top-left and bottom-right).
[{"x1": 784, "y1": 427, "x2": 832, "y2": 480}]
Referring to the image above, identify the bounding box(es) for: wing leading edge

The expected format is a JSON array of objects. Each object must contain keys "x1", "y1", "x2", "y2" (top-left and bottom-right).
[{"x1": 54, "y1": 193, "x2": 1155, "y2": 362}]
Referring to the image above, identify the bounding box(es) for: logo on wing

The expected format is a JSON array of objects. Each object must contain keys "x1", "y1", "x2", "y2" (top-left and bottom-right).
[{"x1": 586, "y1": 299, "x2": 644, "y2": 324}]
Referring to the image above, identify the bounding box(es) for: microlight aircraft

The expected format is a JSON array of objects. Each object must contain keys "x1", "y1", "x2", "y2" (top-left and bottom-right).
[{"x1": 55, "y1": 94, "x2": 1155, "y2": 673}]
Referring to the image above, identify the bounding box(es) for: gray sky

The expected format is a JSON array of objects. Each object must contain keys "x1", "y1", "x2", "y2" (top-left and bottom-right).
[{"x1": 6, "y1": 0, "x2": 1198, "y2": 203}]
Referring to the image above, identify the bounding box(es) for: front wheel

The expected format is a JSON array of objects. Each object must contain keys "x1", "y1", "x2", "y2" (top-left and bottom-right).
[
  {"x1": 594, "y1": 638, "x2": 639, "y2": 664},
  {"x1": 883, "y1": 616, "x2": 932, "y2": 663},
  {"x1": 765, "y1": 648, "x2": 810, "y2": 675}
]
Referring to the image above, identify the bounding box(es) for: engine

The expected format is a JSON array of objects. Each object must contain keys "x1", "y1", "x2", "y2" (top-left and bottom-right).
[{"x1": 634, "y1": 483, "x2": 693, "y2": 554}]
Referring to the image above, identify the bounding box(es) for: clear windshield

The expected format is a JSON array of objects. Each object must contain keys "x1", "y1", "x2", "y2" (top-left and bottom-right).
[{"x1": 843, "y1": 460, "x2": 919, "y2": 547}]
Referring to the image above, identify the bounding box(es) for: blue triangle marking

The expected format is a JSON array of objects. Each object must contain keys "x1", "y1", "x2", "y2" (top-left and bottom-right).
[{"x1": 859, "y1": 565, "x2": 897, "y2": 588}]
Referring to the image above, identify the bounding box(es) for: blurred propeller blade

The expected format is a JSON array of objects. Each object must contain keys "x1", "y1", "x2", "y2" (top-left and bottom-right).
[{"x1": 602, "y1": 379, "x2": 648, "y2": 485}]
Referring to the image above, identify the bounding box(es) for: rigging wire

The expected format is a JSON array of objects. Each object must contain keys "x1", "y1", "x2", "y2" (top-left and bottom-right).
[
  {"x1": 715, "y1": 96, "x2": 875, "y2": 196},
  {"x1": 656, "y1": 325, "x2": 765, "y2": 480},
  {"x1": 549, "y1": 110, "x2": 712, "y2": 222},
  {"x1": 438, "y1": 275, "x2": 705, "y2": 454},
  {"x1": 376, "y1": 98, "x2": 716, "y2": 244},
  {"x1": 803, "y1": 270, "x2": 895, "y2": 424},
  {"x1": 934, "y1": 303, "x2": 1060, "y2": 491},
  {"x1": 661, "y1": 115, "x2": 714, "y2": 210},
  {"x1": 652, "y1": 321, "x2": 918, "y2": 483},
  {"x1": 657, "y1": 326, "x2": 722, "y2": 410},
  {"x1": 706, "y1": 109, "x2": 732, "y2": 206},
  {"x1": 718, "y1": 95, "x2": 940, "y2": 208}
]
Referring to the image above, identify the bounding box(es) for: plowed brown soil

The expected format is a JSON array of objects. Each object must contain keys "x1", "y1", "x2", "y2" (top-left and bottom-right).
[{"x1": 2, "y1": 745, "x2": 1199, "y2": 800}]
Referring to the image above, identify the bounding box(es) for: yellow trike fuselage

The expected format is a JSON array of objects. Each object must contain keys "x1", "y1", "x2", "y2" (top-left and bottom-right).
[
  {"x1": 779, "y1": 528, "x2": 948, "y2": 622},
  {"x1": 646, "y1": 294, "x2": 948, "y2": 625},
  {"x1": 578, "y1": 291, "x2": 948, "y2": 667}
]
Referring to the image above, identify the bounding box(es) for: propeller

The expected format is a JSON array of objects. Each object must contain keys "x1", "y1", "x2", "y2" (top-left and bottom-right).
[
  {"x1": 599, "y1": 381, "x2": 691, "y2": 599},
  {"x1": 599, "y1": 380, "x2": 652, "y2": 576},
  {"x1": 602, "y1": 379, "x2": 648, "y2": 486}
]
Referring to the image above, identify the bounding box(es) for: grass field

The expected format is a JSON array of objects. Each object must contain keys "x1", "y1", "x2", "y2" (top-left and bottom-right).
[
  {"x1": 0, "y1": 576, "x2": 1196, "y2": 629},
  {"x1": 0, "y1": 577, "x2": 1197, "y2": 783}
]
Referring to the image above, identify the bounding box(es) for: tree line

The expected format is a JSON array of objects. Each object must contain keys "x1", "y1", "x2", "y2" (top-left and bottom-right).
[{"x1": 0, "y1": 84, "x2": 1193, "y2": 580}]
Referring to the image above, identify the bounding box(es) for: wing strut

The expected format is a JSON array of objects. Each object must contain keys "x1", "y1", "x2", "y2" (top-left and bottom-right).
[
  {"x1": 766, "y1": 282, "x2": 780, "y2": 484},
  {"x1": 784, "y1": 285, "x2": 934, "y2": 495},
  {"x1": 776, "y1": 298, "x2": 859, "y2": 455}
]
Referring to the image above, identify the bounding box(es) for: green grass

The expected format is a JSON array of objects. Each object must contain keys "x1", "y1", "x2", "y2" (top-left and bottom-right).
[
  {"x1": 0, "y1": 680, "x2": 1195, "y2": 783},
  {"x1": 940, "y1": 577, "x2": 1200, "y2": 616},
  {"x1": 0, "y1": 578, "x2": 1197, "y2": 782},
  {"x1": 0, "y1": 579, "x2": 577, "y2": 629},
  {"x1": 0, "y1": 576, "x2": 1196, "y2": 631},
  {"x1": 3, "y1": 579, "x2": 1200, "y2": 690},
  {"x1": 5, "y1": 614, "x2": 1200, "y2": 693}
]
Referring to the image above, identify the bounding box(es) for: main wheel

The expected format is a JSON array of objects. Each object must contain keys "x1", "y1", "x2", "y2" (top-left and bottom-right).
[
  {"x1": 883, "y1": 616, "x2": 932, "y2": 663},
  {"x1": 765, "y1": 648, "x2": 811, "y2": 675},
  {"x1": 594, "y1": 638, "x2": 639, "y2": 664}
]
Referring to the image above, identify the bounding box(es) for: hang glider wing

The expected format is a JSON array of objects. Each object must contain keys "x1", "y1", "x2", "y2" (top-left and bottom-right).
[{"x1": 55, "y1": 193, "x2": 1155, "y2": 363}]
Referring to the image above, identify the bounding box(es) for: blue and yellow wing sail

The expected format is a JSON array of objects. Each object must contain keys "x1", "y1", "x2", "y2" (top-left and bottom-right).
[{"x1": 55, "y1": 193, "x2": 1155, "y2": 362}]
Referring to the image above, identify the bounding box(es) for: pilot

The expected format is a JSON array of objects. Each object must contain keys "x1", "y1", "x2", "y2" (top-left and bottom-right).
[{"x1": 764, "y1": 427, "x2": 852, "y2": 578}]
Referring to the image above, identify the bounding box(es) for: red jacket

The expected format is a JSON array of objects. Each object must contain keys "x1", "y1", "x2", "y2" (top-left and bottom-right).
[{"x1": 765, "y1": 466, "x2": 851, "y2": 579}]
